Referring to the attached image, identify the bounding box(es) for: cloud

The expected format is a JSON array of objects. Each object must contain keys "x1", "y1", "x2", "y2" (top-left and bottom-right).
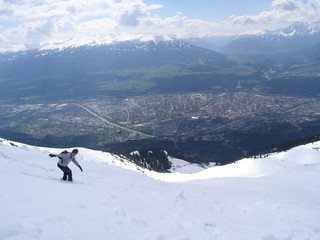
[
  {"x1": 118, "y1": 9, "x2": 141, "y2": 26},
  {"x1": 228, "y1": 0, "x2": 320, "y2": 27},
  {"x1": 272, "y1": 0, "x2": 299, "y2": 11},
  {"x1": 0, "y1": 0, "x2": 319, "y2": 51},
  {"x1": 0, "y1": 0, "x2": 165, "y2": 50},
  {"x1": 116, "y1": 3, "x2": 148, "y2": 26}
]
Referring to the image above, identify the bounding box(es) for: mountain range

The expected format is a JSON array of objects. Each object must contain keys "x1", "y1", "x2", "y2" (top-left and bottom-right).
[
  {"x1": 188, "y1": 21, "x2": 320, "y2": 54},
  {"x1": 0, "y1": 21, "x2": 319, "y2": 74},
  {"x1": 1, "y1": 22, "x2": 320, "y2": 103},
  {"x1": 0, "y1": 38, "x2": 229, "y2": 76}
]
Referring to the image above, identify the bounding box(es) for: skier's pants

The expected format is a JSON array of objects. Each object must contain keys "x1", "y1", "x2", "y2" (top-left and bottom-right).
[{"x1": 57, "y1": 163, "x2": 72, "y2": 181}]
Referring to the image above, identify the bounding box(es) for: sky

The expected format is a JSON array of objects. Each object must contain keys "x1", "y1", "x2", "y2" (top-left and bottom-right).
[
  {"x1": 143, "y1": 0, "x2": 274, "y2": 22},
  {"x1": 0, "y1": 0, "x2": 319, "y2": 51}
]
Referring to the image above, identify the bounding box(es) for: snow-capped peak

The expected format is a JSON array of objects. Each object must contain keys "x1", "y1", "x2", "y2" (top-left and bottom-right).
[
  {"x1": 38, "y1": 35, "x2": 181, "y2": 52},
  {"x1": 270, "y1": 21, "x2": 320, "y2": 37}
]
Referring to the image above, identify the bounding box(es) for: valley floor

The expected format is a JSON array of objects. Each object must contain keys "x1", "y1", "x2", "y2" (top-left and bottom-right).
[{"x1": 0, "y1": 138, "x2": 319, "y2": 240}]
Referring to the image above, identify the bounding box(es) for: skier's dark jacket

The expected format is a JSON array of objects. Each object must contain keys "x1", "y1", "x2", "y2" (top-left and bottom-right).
[{"x1": 57, "y1": 152, "x2": 81, "y2": 168}]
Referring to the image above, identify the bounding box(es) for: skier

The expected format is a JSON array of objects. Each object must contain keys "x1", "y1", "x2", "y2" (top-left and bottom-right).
[{"x1": 49, "y1": 149, "x2": 83, "y2": 182}]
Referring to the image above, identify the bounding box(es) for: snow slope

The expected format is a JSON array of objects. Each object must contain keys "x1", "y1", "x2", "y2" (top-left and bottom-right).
[{"x1": 0, "y1": 138, "x2": 320, "y2": 240}]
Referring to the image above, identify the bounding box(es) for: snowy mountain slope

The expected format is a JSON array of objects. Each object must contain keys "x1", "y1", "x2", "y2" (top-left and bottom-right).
[
  {"x1": 0, "y1": 138, "x2": 320, "y2": 240},
  {"x1": 168, "y1": 156, "x2": 216, "y2": 173}
]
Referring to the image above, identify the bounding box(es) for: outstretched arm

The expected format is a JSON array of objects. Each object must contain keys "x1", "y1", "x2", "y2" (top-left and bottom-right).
[{"x1": 72, "y1": 158, "x2": 83, "y2": 172}]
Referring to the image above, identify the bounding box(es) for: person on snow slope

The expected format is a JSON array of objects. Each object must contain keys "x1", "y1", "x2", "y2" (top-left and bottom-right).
[{"x1": 49, "y1": 149, "x2": 83, "y2": 182}]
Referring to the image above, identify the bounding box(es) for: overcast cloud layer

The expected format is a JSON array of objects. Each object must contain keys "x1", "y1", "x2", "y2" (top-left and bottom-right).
[{"x1": 0, "y1": 0, "x2": 319, "y2": 51}]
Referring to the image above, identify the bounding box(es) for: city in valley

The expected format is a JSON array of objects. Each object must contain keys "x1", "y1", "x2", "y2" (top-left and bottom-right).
[{"x1": 1, "y1": 92, "x2": 320, "y2": 150}]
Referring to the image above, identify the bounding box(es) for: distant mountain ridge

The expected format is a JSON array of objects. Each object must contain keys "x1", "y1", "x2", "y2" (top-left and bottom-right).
[
  {"x1": 271, "y1": 21, "x2": 320, "y2": 36},
  {"x1": 222, "y1": 21, "x2": 320, "y2": 55},
  {"x1": 0, "y1": 38, "x2": 230, "y2": 78},
  {"x1": 2, "y1": 21, "x2": 319, "y2": 63}
]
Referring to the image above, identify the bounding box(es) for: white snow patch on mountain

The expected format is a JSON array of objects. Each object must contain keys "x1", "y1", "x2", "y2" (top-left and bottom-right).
[
  {"x1": 168, "y1": 156, "x2": 217, "y2": 174},
  {"x1": 0, "y1": 137, "x2": 320, "y2": 240}
]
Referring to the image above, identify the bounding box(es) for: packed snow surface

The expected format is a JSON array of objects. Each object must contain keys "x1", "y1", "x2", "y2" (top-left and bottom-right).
[{"x1": 0, "y1": 138, "x2": 320, "y2": 240}]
